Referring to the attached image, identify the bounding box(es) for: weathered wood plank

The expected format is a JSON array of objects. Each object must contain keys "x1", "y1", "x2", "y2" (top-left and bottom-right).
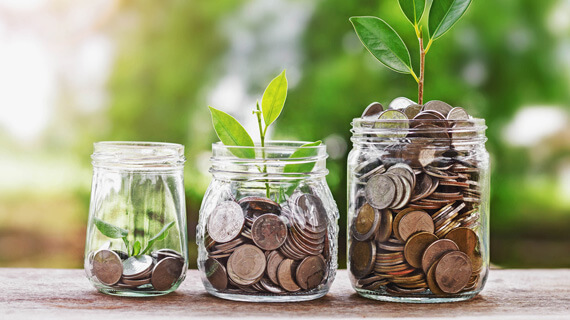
[{"x1": 0, "y1": 269, "x2": 568, "y2": 319}]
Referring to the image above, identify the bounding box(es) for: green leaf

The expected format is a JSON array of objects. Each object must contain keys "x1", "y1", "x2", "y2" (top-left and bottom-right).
[
  {"x1": 94, "y1": 217, "x2": 128, "y2": 239},
  {"x1": 132, "y1": 240, "x2": 141, "y2": 256},
  {"x1": 284, "y1": 141, "x2": 322, "y2": 174},
  {"x1": 209, "y1": 106, "x2": 255, "y2": 159},
  {"x1": 261, "y1": 70, "x2": 288, "y2": 128},
  {"x1": 428, "y1": 0, "x2": 472, "y2": 40},
  {"x1": 141, "y1": 221, "x2": 175, "y2": 254},
  {"x1": 398, "y1": 0, "x2": 426, "y2": 26},
  {"x1": 350, "y1": 16, "x2": 413, "y2": 74}
]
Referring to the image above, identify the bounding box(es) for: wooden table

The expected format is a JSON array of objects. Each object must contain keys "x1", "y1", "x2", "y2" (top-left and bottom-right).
[{"x1": 1, "y1": 269, "x2": 569, "y2": 319}]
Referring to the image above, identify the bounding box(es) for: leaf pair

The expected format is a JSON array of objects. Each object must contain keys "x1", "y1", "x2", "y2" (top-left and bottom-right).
[
  {"x1": 94, "y1": 217, "x2": 175, "y2": 256},
  {"x1": 350, "y1": 0, "x2": 472, "y2": 74},
  {"x1": 208, "y1": 70, "x2": 288, "y2": 158}
]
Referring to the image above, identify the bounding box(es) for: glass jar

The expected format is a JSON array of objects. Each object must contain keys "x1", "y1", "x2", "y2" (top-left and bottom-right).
[
  {"x1": 197, "y1": 141, "x2": 339, "y2": 302},
  {"x1": 347, "y1": 117, "x2": 489, "y2": 303},
  {"x1": 85, "y1": 141, "x2": 188, "y2": 297}
]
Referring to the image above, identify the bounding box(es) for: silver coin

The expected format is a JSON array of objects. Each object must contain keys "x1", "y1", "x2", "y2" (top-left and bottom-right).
[
  {"x1": 389, "y1": 97, "x2": 416, "y2": 110},
  {"x1": 92, "y1": 249, "x2": 123, "y2": 286},
  {"x1": 365, "y1": 174, "x2": 396, "y2": 210},
  {"x1": 361, "y1": 102, "x2": 384, "y2": 120},
  {"x1": 207, "y1": 201, "x2": 244, "y2": 243},
  {"x1": 423, "y1": 100, "x2": 453, "y2": 117},
  {"x1": 151, "y1": 257, "x2": 184, "y2": 291},
  {"x1": 447, "y1": 107, "x2": 469, "y2": 120},
  {"x1": 122, "y1": 255, "x2": 153, "y2": 277}
]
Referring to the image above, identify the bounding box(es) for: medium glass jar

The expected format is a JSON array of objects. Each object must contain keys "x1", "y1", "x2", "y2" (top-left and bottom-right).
[
  {"x1": 85, "y1": 142, "x2": 188, "y2": 297},
  {"x1": 347, "y1": 116, "x2": 490, "y2": 303},
  {"x1": 197, "y1": 141, "x2": 339, "y2": 302}
]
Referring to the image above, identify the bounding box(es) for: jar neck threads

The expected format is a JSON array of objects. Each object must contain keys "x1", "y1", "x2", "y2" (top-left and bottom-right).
[
  {"x1": 210, "y1": 141, "x2": 328, "y2": 181},
  {"x1": 92, "y1": 141, "x2": 185, "y2": 170}
]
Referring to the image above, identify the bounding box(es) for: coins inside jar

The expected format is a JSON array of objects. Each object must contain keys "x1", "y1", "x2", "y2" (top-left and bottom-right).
[
  {"x1": 204, "y1": 192, "x2": 331, "y2": 295},
  {"x1": 350, "y1": 97, "x2": 484, "y2": 297},
  {"x1": 89, "y1": 247, "x2": 185, "y2": 292}
]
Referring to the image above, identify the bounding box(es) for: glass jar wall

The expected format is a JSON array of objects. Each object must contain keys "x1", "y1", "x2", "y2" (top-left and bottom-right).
[
  {"x1": 197, "y1": 141, "x2": 339, "y2": 302},
  {"x1": 347, "y1": 117, "x2": 490, "y2": 303},
  {"x1": 85, "y1": 142, "x2": 188, "y2": 297}
]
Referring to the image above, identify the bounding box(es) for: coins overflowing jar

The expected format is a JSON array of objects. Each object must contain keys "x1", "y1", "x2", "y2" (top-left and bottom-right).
[
  {"x1": 347, "y1": 98, "x2": 490, "y2": 303},
  {"x1": 85, "y1": 142, "x2": 188, "y2": 296},
  {"x1": 197, "y1": 141, "x2": 339, "y2": 302}
]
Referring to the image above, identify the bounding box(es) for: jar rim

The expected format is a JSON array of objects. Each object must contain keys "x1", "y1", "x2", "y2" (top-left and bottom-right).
[
  {"x1": 92, "y1": 141, "x2": 185, "y2": 168},
  {"x1": 211, "y1": 140, "x2": 325, "y2": 153}
]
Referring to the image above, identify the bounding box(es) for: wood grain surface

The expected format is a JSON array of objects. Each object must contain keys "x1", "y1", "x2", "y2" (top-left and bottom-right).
[{"x1": 1, "y1": 268, "x2": 568, "y2": 319}]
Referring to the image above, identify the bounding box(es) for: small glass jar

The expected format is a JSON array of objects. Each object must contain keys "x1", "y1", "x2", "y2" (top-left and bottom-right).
[
  {"x1": 197, "y1": 141, "x2": 339, "y2": 302},
  {"x1": 347, "y1": 116, "x2": 490, "y2": 303},
  {"x1": 85, "y1": 141, "x2": 188, "y2": 297}
]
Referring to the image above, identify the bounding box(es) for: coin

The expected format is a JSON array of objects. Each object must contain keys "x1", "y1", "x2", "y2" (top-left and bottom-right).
[
  {"x1": 123, "y1": 255, "x2": 153, "y2": 278},
  {"x1": 296, "y1": 255, "x2": 327, "y2": 290},
  {"x1": 208, "y1": 201, "x2": 244, "y2": 243},
  {"x1": 291, "y1": 194, "x2": 328, "y2": 233},
  {"x1": 365, "y1": 174, "x2": 396, "y2": 210},
  {"x1": 426, "y1": 259, "x2": 446, "y2": 295},
  {"x1": 389, "y1": 97, "x2": 416, "y2": 110},
  {"x1": 205, "y1": 258, "x2": 228, "y2": 291},
  {"x1": 404, "y1": 232, "x2": 438, "y2": 268},
  {"x1": 151, "y1": 257, "x2": 184, "y2": 291},
  {"x1": 421, "y1": 239, "x2": 460, "y2": 273},
  {"x1": 375, "y1": 110, "x2": 409, "y2": 138},
  {"x1": 362, "y1": 102, "x2": 384, "y2": 119},
  {"x1": 350, "y1": 240, "x2": 376, "y2": 278},
  {"x1": 404, "y1": 104, "x2": 422, "y2": 119},
  {"x1": 266, "y1": 250, "x2": 286, "y2": 285},
  {"x1": 277, "y1": 259, "x2": 301, "y2": 292},
  {"x1": 434, "y1": 251, "x2": 472, "y2": 294},
  {"x1": 444, "y1": 227, "x2": 479, "y2": 255},
  {"x1": 260, "y1": 277, "x2": 285, "y2": 293},
  {"x1": 251, "y1": 213, "x2": 287, "y2": 250},
  {"x1": 423, "y1": 100, "x2": 453, "y2": 117},
  {"x1": 238, "y1": 196, "x2": 281, "y2": 218},
  {"x1": 92, "y1": 249, "x2": 123, "y2": 286},
  {"x1": 375, "y1": 209, "x2": 393, "y2": 242},
  {"x1": 447, "y1": 107, "x2": 469, "y2": 120},
  {"x1": 352, "y1": 203, "x2": 380, "y2": 241},
  {"x1": 227, "y1": 244, "x2": 266, "y2": 285},
  {"x1": 397, "y1": 210, "x2": 434, "y2": 241}
]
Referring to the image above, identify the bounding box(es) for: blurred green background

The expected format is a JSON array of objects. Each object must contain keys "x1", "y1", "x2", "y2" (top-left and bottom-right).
[{"x1": 0, "y1": 0, "x2": 569, "y2": 269}]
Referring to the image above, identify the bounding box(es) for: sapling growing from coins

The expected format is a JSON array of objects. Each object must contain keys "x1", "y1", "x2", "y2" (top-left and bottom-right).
[
  {"x1": 350, "y1": 0, "x2": 473, "y2": 104},
  {"x1": 208, "y1": 70, "x2": 321, "y2": 199}
]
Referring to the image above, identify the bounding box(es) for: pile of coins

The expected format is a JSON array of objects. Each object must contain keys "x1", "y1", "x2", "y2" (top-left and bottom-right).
[
  {"x1": 349, "y1": 98, "x2": 483, "y2": 296},
  {"x1": 88, "y1": 247, "x2": 185, "y2": 291},
  {"x1": 203, "y1": 193, "x2": 330, "y2": 295}
]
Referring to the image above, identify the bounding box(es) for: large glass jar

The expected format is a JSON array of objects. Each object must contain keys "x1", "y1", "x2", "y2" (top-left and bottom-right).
[
  {"x1": 197, "y1": 141, "x2": 339, "y2": 302},
  {"x1": 347, "y1": 113, "x2": 489, "y2": 303},
  {"x1": 85, "y1": 142, "x2": 188, "y2": 297}
]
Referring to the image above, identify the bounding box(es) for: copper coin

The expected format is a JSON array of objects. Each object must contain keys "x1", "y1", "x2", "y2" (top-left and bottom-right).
[
  {"x1": 404, "y1": 232, "x2": 439, "y2": 269},
  {"x1": 208, "y1": 201, "x2": 244, "y2": 243},
  {"x1": 151, "y1": 257, "x2": 184, "y2": 291},
  {"x1": 397, "y1": 210, "x2": 435, "y2": 241},
  {"x1": 204, "y1": 258, "x2": 227, "y2": 291},
  {"x1": 349, "y1": 240, "x2": 376, "y2": 278},
  {"x1": 352, "y1": 203, "x2": 380, "y2": 241},
  {"x1": 421, "y1": 239, "x2": 459, "y2": 273},
  {"x1": 361, "y1": 102, "x2": 384, "y2": 119},
  {"x1": 375, "y1": 209, "x2": 393, "y2": 242},
  {"x1": 251, "y1": 213, "x2": 287, "y2": 250},
  {"x1": 266, "y1": 250, "x2": 286, "y2": 285},
  {"x1": 296, "y1": 255, "x2": 327, "y2": 290},
  {"x1": 238, "y1": 196, "x2": 281, "y2": 218},
  {"x1": 365, "y1": 174, "x2": 396, "y2": 210},
  {"x1": 434, "y1": 251, "x2": 473, "y2": 294},
  {"x1": 227, "y1": 244, "x2": 266, "y2": 285},
  {"x1": 445, "y1": 227, "x2": 479, "y2": 255},
  {"x1": 426, "y1": 260, "x2": 446, "y2": 295},
  {"x1": 277, "y1": 259, "x2": 301, "y2": 292},
  {"x1": 92, "y1": 249, "x2": 123, "y2": 286},
  {"x1": 391, "y1": 207, "x2": 415, "y2": 241}
]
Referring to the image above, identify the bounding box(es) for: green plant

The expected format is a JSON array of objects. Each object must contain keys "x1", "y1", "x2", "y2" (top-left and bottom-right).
[
  {"x1": 208, "y1": 70, "x2": 321, "y2": 199},
  {"x1": 94, "y1": 217, "x2": 175, "y2": 256},
  {"x1": 350, "y1": 0, "x2": 472, "y2": 104}
]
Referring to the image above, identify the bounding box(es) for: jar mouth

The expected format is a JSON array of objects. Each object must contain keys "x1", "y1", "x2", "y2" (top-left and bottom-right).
[
  {"x1": 351, "y1": 118, "x2": 487, "y2": 147},
  {"x1": 92, "y1": 141, "x2": 185, "y2": 168},
  {"x1": 210, "y1": 141, "x2": 329, "y2": 179}
]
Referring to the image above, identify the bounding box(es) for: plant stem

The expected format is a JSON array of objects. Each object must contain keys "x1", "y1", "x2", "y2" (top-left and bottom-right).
[
  {"x1": 418, "y1": 29, "x2": 426, "y2": 105},
  {"x1": 255, "y1": 102, "x2": 270, "y2": 199}
]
